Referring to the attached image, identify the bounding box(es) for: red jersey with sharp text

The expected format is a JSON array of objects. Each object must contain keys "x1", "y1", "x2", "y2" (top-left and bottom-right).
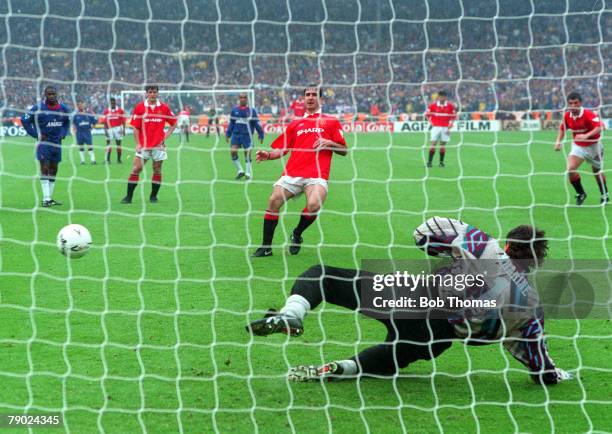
[
  {"x1": 130, "y1": 101, "x2": 176, "y2": 149},
  {"x1": 426, "y1": 101, "x2": 457, "y2": 127},
  {"x1": 290, "y1": 99, "x2": 306, "y2": 117},
  {"x1": 561, "y1": 108, "x2": 603, "y2": 147},
  {"x1": 103, "y1": 107, "x2": 126, "y2": 128},
  {"x1": 271, "y1": 112, "x2": 346, "y2": 180}
]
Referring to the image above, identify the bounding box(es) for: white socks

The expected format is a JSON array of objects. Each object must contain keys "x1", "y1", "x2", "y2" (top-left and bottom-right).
[
  {"x1": 89, "y1": 150, "x2": 96, "y2": 162},
  {"x1": 280, "y1": 294, "x2": 311, "y2": 320},
  {"x1": 49, "y1": 180, "x2": 55, "y2": 198},
  {"x1": 40, "y1": 179, "x2": 50, "y2": 201},
  {"x1": 337, "y1": 360, "x2": 358, "y2": 376},
  {"x1": 232, "y1": 157, "x2": 243, "y2": 173},
  {"x1": 79, "y1": 150, "x2": 85, "y2": 163},
  {"x1": 246, "y1": 159, "x2": 252, "y2": 176}
]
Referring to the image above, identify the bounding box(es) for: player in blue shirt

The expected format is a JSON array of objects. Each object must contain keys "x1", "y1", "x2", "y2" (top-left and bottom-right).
[
  {"x1": 73, "y1": 100, "x2": 97, "y2": 165},
  {"x1": 21, "y1": 86, "x2": 71, "y2": 207},
  {"x1": 225, "y1": 93, "x2": 264, "y2": 180}
]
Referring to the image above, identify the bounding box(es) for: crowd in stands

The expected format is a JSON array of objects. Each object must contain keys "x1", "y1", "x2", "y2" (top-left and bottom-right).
[{"x1": 1, "y1": 0, "x2": 610, "y2": 119}]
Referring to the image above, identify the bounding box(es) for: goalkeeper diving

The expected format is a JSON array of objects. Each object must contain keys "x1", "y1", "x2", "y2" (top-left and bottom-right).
[{"x1": 246, "y1": 217, "x2": 572, "y2": 385}]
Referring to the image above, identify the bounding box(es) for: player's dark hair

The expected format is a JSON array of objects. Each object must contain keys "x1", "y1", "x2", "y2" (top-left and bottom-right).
[
  {"x1": 304, "y1": 85, "x2": 323, "y2": 98},
  {"x1": 145, "y1": 85, "x2": 159, "y2": 92},
  {"x1": 567, "y1": 92, "x2": 582, "y2": 102},
  {"x1": 109, "y1": 97, "x2": 116, "y2": 102},
  {"x1": 505, "y1": 225, "x2": 548, "y2": 270},
  {"x1": 438, "y1": 90, "x2": 448, "y2": 97},
  {"x1": 43, "y1": 85, "x2": 57, "y2": 94}
]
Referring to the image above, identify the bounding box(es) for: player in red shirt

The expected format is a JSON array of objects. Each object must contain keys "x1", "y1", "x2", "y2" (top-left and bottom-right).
[
  {"x1": 103, "y1": 97, "x2": 126, "y2": 164},
  {"x1": 121, "y1": 85, "x2": 177, "y2": 204},
  {"x1": 555, "y1": 92, "x2": 607, "y2": 205},
  {"x1": 289, "y1": 96, "x2": 305, "y2": 118},
  {"x1": 251, "y1": 85, "x2": 347, "y2": 257},
  {"x1": 425, "y1": 90, "x2": 456, "y2": 167}
]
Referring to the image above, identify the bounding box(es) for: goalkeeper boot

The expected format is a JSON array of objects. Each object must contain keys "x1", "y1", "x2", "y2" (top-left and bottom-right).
[
  {"x1": 601, "y1": 194, "x2": 609, "y2": 204},
  {"x1": 49, "y1": 199, "x2": 62, "y2": 206},
  {"x1": 251, "y1": 246, "x2": 272, "y2": 257},
  {"x1": 288, "y1": 362, "x2": 343, "y2": 382},
  {"x1": 236, "y1": 171, "x2": 245, "y2": 180},
  {"x1": 246, "y1": 310, "x2": 303, "y2": 337},
  {"x1": 439, "y1": 161, "x2": 445, "y2": 167},
  {"x1": 149, "y1": 196, "x2": 158, "y2": 203},
  {"x1": 288, "y1": 232, "x2": 303, "y2": 255},
  {"x1": 42, "y1": 200, "x2": 52, "y2": 208},
  {"x1": 120, "y1": 196, "x2": 132, "y2": 204},
  {"x1": 426, "y1": 162, "x2": 432, "y2": 168},
  {"x1": 575, "y1": 193, "x2": 587, "y2": 206}
]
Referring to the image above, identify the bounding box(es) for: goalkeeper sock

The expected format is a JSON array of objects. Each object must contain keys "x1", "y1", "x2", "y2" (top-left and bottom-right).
[
  {"x1": 428, "y1": 147, "x2": 435, "y2": 164},
  {"x1": 280, "y1": 294, "x2": 311, "y2": 320},
  {"x1": 569, "y1": 173, "x2": 585, "y2": 195},
  {"x1": 294, "y1": 207, "x2": 317, "y2": 237},
  {"x1": 117, "y1": 146, "x2": 122, "y2": 162},
  {"x1": 48, "y1": 179, "x2": 55, "y2": 198},
  {"x1": 89, "y1": 150, "x2": 96, "y2": 162},
  {"x1": 105, "y1": 147, "x2": 111, "y2": 162},
  {"x1": 439, "y1": 146, "x2": 446, "y2": 163},
  {"x1": 232, "y1": 156, "x2": 243, "y2": 173},
  {"x1": 151, "y1": 174, "x2": 162, "y2": 198},
  {"x1": 40, "y1": 178, "x2": 50, "y2": 201},
  {"x1": 337, "y1": 360, "x2": 358, "y2": 376},
  {"x1": 262, "y1": 210, "x2": 279, "y2": 247},
  {"x1": 79, "y1": 149, "x2": 85, "y2": 163},
  {"x1": 126, "y1": 174, "x2": 139, "y2": 199},
  {"x1": 245, "y1": 157, "x2": 252, "y2": 176}
]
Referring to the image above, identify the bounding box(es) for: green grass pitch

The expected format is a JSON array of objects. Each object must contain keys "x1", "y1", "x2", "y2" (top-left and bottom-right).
[{"x1": 1, "y1": 130, "x2": 611, "y2": 433}]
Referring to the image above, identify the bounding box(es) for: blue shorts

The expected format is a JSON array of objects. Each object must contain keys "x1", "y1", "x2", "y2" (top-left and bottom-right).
[
  {"x1": 77, "y1": 134, "x2": 92, "y2": 146},
  {"x1": 230, "y1": 134, "x2": 252, "y2": 149},
  {"x1": 37, "y1": 143, "x2": 62, "y2": 163}
]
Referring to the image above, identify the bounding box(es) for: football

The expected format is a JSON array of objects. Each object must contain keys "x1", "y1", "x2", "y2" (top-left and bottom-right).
[{"x1": 57, "y1": 224, "x2": 92, "y2": 259}]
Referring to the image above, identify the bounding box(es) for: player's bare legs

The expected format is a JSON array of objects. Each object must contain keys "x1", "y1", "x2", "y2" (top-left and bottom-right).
[
  {"x1": 150, "y1": 160, "x2": 163, "y2": 202},
  {"x1": 592, "y1": 166, "x2": 609, "y2": 204},
  {"x1": 115, "y1": 140, "x2": 122, "y2": 163},
  {"x1": 427, "y1": 140, "x2": 437, "y2": 167},
  {"x1": 252, "y1": 185, "x2": 295, "y2": 257},
  {"x1": 230, "y1": 145, "x2": 245, "y2": 179},
  {"x1": 39, "y1": 159, "x2": 61, "y2": 207},
  {"x1": 289, "y1": 184, "x2": 327, "y2": 255},
  {"x1": 121, "y1": 155, "x2": 144, "y2": 204},
  {"x1": 244, "y1": 148, "x2": 252, "y2": 180},
  {"x1": 567, "y1": 155, "x2": 587, "y2": 205},
  {"x1": 438, "y1": 141, "x2": 447, "y2": 167}
]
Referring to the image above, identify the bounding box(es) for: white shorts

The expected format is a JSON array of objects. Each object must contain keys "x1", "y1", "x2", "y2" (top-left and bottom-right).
[
  {"x1": 136, "y1": 147, "x2": 168, "y2": 162},
  {"x1": 570, "y1": 142, "x2": 603, "y2": 170},
  {"x1": 178, "y1": 116, "x2": 190, "y2": 127},
  {"x1": 274, "y1": 176, "x2": 328, "y2": 197},
  {"x1": 106, "y1": 126, "x2": 124, "y2": 141},
  {"x1": 431, "y1": 126, "x2": 450, "y2": 142}
]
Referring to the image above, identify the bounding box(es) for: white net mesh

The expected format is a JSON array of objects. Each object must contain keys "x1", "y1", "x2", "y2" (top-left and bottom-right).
[{"x1": 0, "y1": 0, "x2": 611, "y2": 432}]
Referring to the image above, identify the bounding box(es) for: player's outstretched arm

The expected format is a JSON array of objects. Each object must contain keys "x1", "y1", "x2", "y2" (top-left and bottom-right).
[{"x1": 505, "y1": 318, "x2": 573, "y2": 385}]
